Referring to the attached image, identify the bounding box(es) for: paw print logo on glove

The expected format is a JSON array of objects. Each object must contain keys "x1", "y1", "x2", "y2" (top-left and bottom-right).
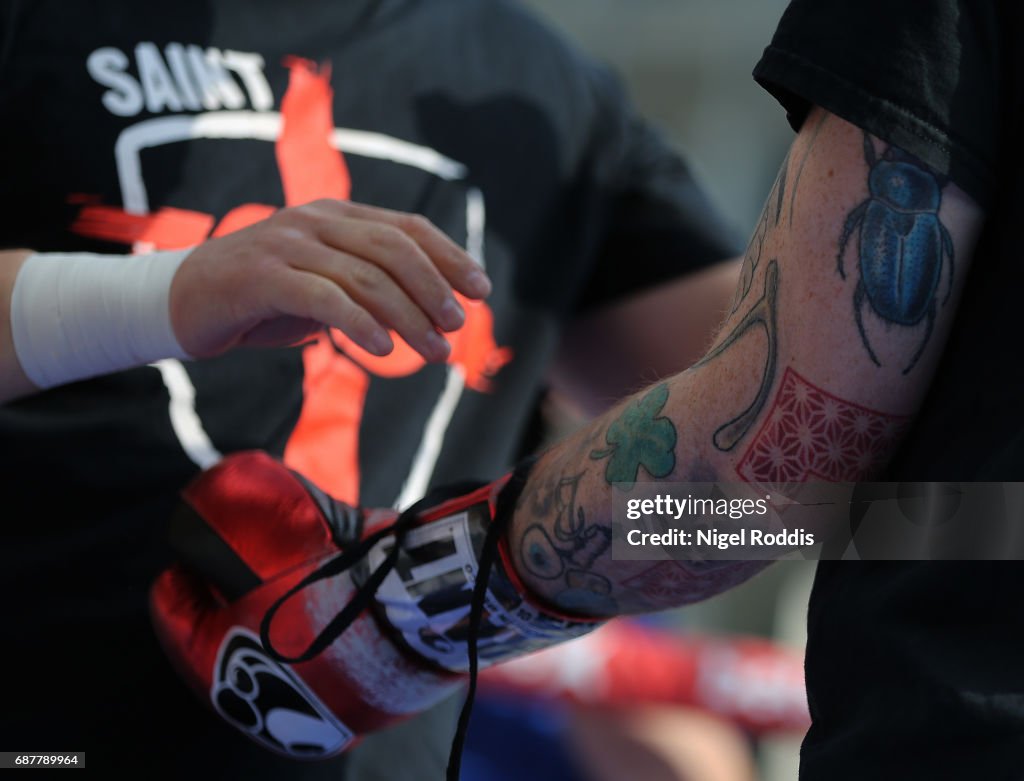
[{"x1": 212, "y1": 628, "x2": 354, "y2": 757}]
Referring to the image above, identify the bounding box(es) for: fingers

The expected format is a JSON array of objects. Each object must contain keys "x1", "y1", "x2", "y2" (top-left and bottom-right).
[
  {"x1": 270, "y1": 200, "x2": 492, "y2": 362},
  {"x1": 313, "y1": 214, "x2": 468, "y2": 335},
  {"x1": 271, "y1": 268, "x2": 395, "y2": 358},
  {"x1": 283, "y1": 241, "x2": 453, "y2": 362},
  {"x1": 237, "y1": 316, "x2": 322, "y2": 349},
  {"x1": 172, "y1": 199, "x2": 491, "y2": 362},
  {"x1": 306, "y1": 199, "x2": 492, "y2": 301}
]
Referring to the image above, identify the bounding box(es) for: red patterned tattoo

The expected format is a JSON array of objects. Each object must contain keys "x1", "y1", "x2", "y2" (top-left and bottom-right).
[
  {"x1": 620, "y1": 561, "x2": 697, "y2": 604},
  {"x1": 736, "y1": 367, "x2": 909, "y2": 493},
  {"x1": 619, "y1": 560, "x2": 768, "y2": 608}
]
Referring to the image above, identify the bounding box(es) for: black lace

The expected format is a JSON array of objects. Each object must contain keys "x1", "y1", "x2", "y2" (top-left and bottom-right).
[
  {"x1": 445, "y1": 475, "x2": 513, "y2": 781},
  {"x1": 259, "y1": 492, "x2": 430, "y2": 664},
  {"x1": 259, "y1": 458, "x2": 535, "y2": 780},
  {"x1": 447, "y1": 456, "x2": 534, "y2": 780}
]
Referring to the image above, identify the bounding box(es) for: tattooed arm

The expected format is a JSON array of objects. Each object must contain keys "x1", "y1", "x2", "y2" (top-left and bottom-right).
[{"x1": 507, "y1": 108, "x2": 984, "y2": 616}]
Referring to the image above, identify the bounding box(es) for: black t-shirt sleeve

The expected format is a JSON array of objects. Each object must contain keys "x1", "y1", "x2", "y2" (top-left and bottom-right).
[
  {"x1": 0, "y1": 0, "x2": 21, "y2": 90},
  {"x1": 753, "y1": 0, "x2": 1003, "y2": 209},
  {"x1": 572, "y1": 62, "x2": 741, "y2": 314}
]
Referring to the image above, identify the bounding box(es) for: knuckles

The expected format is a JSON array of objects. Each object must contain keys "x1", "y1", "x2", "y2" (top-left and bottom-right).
[
  {"x1": 301, "y1": 277, "x2": 340, "y2": 315},
  {"x1": 365, "y1": 223, "x2": 412, "y2": 256},
  {"x1": 346, "y1": 260, "x2": 389, "y2": 292},
  {"x1": 236, "y1": 202, "x2": 448, "y2": 269},
  {"x1": 255, "y1": 225, "x2": 306, "y2": 261},
  {"x1": 270, "y1": 204, "x2": 324, "y2": 235},
  {"x1": 398, "y1": 213, "x2": 433, "y2": 238}
]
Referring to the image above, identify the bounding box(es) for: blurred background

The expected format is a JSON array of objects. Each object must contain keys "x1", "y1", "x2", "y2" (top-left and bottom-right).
[
  {"x1": 523, "y1": 0, "x2": 793, "y2": 234},
  {"x1": 470, "y1": 2, "x2": 817, "y2": 780}
]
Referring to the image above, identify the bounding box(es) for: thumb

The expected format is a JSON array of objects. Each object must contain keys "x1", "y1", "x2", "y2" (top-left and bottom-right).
[
  {"x1": 150, "y1": 564, "x2": 225, "y2": 652},
  {"x1": 150, "y1": 563, "x2": 231, "y2": 703}
]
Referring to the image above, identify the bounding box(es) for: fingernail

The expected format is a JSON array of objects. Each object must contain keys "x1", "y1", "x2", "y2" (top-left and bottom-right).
[
  {"x1": 425, "y1": 331, "x2": 451, "y2": 361},
  {"x1": 369, "y1": 330, "x2": 394, "y2": 356},
  {"x1": 466, "y1": 269, "x2": 492, "y2": 298},
  {"x1": 440, "y1": 298, "x2": 465, "y2": 331}
]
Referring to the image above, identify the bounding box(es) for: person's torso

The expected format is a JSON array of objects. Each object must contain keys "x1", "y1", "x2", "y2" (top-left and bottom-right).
[
  {"x1": 0, "y1": 0, "x2": 623, "y2": 770},
  {"x1": 794, "y1": 5, "x2": 1024, "y2": 776}
]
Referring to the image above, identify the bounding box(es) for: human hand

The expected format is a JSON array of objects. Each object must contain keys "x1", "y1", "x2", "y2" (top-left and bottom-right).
[{"x1": 169, "y1": 199, "x2": 491, "y2": 362}]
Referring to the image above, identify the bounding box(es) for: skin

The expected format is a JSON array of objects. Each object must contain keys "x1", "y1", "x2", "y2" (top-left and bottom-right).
[
  {"x1": 506, "y1": 107, "x2": 984, "y2": 617},
  {"x1": 0, "y1": 198, "x2": 491, "y2": 402},
  {"x1": 568, "y1": 706, "x2": 756, "y2": 781},
  {"x1": 0, "y1": 56, "x2": 979, "y2": 781},
  {"x1": 0, "y1": 108, "x2": 984, "y2": 623}
]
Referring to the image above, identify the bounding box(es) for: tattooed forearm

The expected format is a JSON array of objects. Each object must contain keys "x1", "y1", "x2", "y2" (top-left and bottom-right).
[
  {"x1": 837, "y1": 132, "x2": 955, "y2": 373},
  {"x1": 517, "y1": 469, "x2": 616, "y2": 614},
  {"x1": 517, "y1": 384, "x2": 680, "y2": 612},
  {"x1": 504, "y1": 112, "x2": 961, "y2": 619}
]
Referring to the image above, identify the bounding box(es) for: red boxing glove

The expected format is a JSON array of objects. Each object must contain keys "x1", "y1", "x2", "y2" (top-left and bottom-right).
[
  {"x1": 479, "y1": 620, "x2": 811, "y2": 735},
  {"x1": 150, "y1": 451, "x2": 597, "y2": 765}
]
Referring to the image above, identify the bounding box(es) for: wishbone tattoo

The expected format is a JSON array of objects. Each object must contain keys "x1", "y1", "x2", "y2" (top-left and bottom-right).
[{"x1": 695, "y1": 260, "x2": 780, "y2": 452}]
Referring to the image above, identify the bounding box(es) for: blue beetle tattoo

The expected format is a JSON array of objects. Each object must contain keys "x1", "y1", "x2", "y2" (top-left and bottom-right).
[{"x1": 838, "y1": 134, "x2": 954, "y2": 374}]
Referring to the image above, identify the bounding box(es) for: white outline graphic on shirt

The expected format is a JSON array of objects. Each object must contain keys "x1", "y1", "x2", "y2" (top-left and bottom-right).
[{"x1": 121, "y1": 112, "x2": 487, "y2": 507}]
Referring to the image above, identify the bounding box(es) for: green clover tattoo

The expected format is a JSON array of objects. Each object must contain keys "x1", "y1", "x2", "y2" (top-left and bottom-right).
[{"x1": 589, "y1": 383, "x2": 676, "y2": 488}]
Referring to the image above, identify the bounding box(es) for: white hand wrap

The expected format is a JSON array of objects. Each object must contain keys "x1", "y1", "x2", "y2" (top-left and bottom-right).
[{"x1": 10, "y1": 250, "x2": 193, "y2": 389}]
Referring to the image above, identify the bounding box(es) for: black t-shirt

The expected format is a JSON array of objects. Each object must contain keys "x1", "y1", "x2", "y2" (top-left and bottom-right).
[
  {"x1": 0, "y1": 0, "x2": 736, "y2": 775},
  {"x1": 755, "y1": 2, "x2": 1024, "y2": 778}
]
